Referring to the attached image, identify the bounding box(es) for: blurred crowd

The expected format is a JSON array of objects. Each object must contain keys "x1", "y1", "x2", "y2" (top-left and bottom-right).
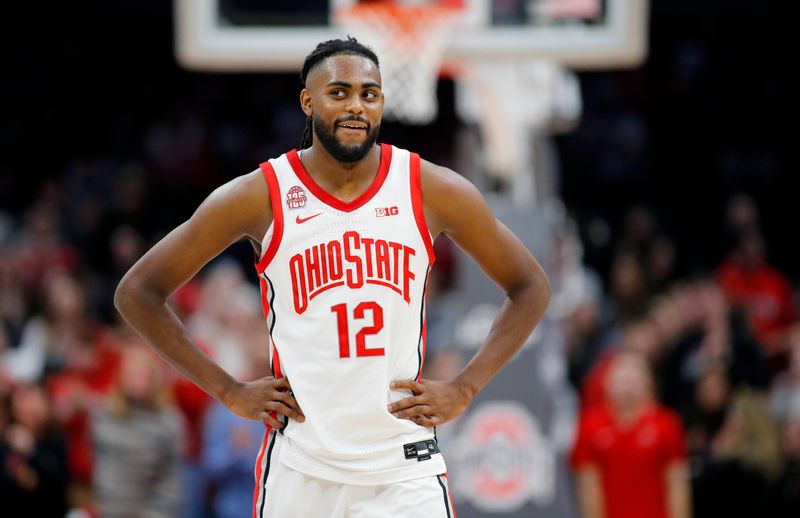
[
  {"x1": 0, "y1": 145, "x2": 276, "y2": 516},
  {"x1": 550, "y1": 200, "x2": 800, "y2": 518},
  {"x1": 3, "y1": 148, "x2": 800, "y2": 518},
  {"x1": 1, "y1": 1, "x2": 795, "y2": 516},
  {"x1": 0, "y1": 58, "x2": 797, "y2": 517},
  {"x1": 0, "y1": 67, "x2": 455, "y2": 515}
]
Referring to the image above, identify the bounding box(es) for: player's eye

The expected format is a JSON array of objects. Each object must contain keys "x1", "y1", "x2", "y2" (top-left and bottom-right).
[
  {"x1": 364, "y1": 90, "x2": 379, "y2": 100},
  {"x1": 330, "y1": 89, "x2": 346, "y2": 98}
]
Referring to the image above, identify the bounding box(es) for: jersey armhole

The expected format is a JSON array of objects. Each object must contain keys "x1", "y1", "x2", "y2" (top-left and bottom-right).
[
  {"x1": 255, "y1": 160, "x2": 284, "y2": 273},
  {"x1": 409, "y1": 152, "x2": 436, "y2": 265}
]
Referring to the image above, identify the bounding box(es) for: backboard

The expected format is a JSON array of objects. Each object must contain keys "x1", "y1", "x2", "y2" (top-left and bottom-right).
[{"x1": 176, "y1": 0, "x2": 649, "y2": 72}]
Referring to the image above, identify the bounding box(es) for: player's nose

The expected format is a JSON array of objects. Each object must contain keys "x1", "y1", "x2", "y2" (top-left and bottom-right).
[{"x1": 344, "y1": 95, "x2": 365, "y2": 115}]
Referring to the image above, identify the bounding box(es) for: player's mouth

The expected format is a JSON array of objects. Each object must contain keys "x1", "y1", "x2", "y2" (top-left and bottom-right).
[{"x1": 336, "y1": 121, "x2": 369, "y2": 133}]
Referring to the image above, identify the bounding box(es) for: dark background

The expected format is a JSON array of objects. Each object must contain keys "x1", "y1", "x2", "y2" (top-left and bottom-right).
[
  {"x1": 2, "y1": 3, "x2": 800, "y2": 517},
  {"x1": 1, "y1": 0, "x2": 798, "y2": 281}
]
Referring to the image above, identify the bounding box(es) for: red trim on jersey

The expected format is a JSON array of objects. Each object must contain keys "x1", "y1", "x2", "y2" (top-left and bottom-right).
[
  {"x1": 366, "y1": 279, "x2": 402, "y2": 295},
  {"x1": 270, "y1": 342, "x2": 284, "y2": 429},
  {"x1": 444, "y1": 472, "x2": 457, "y2": 517},
  {"x1": 416, "y1": 316, "x2": 428, "y2": 382},
  {"x1": 272, "y1": 342, "x2": 283, "y2": 380},
  {"x1": 409, "y1": 152, "x2": 436, "y2": 265},
  {"x1": 415, "y1": 267, "x2": 432, "y2": 382},
  {"x1": 258, "y1": 276, "x2": 270, "y2": 320},
  {"x1": 251, "y1": 425, "x2": 272, "y2": 518},
  {"x1": 285, "y1": 144, "x2": 392, "y2": 213},
  {"x1": 256, "y1": 161, "x2": 284, "y2": 273}
]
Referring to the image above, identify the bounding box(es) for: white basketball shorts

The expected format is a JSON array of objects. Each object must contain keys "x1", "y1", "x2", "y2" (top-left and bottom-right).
[{"x1": 253, "y1": 432, "x2": 457, "y2": 518}]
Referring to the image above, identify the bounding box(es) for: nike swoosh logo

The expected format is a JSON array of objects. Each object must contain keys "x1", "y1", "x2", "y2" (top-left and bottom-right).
[{"x1": 296, "y1": 213, "x2": 322, "y2": 224}]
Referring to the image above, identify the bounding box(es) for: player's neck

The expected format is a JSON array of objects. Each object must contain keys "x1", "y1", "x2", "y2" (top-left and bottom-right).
[{"x1": 299, "y1": 144, "x2": 382, "y2": 197}]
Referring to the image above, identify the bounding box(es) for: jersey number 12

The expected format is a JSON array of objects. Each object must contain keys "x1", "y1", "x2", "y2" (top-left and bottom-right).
[{"x1": 331, "y1": 302, "x2": 384, "y2": 358}]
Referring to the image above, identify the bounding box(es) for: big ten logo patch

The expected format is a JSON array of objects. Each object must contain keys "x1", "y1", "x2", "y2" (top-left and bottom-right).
[
  {"x1": 375, "y1": 206, "x2": 399, "y2": 217},
  {"x1": 287, "y1": 186, "x2": 307, "y2": 209}
]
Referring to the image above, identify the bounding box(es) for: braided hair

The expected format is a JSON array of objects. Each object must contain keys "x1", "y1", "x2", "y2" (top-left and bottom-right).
[{"x1": 299, "y1": 37, "x2": 380, "y2": 149}]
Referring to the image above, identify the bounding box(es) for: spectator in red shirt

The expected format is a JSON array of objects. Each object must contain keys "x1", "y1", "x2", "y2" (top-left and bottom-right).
[
  {"x1": 580, "y1": 318, "x2": 663, "y2": 411},
  {"x1": 717, "y1": 230, "x2": 795, "y2": 356},
  {"x1": 571, "y1": 350, "x2": 691, "y2": 518}
]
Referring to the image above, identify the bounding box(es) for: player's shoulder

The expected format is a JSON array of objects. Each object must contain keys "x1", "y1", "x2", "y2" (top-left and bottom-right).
[
  {"x1": 195, "y1": 167, "x2": 271, "y2": 240},
  {"x1": 401, "y1": 150, "x2": 490, "y2": 236},
  {"x1": 408, "y1": 153, "x2": 477, "y2": 202},
  {"x1": 211, "y1": 168, "x2": 268, "y2": 204},
  {"x1": 378, "y1": 143, "x2": 467, "y2": 195}
]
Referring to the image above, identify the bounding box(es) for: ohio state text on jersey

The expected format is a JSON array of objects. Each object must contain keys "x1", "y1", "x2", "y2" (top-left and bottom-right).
[
  {"x1": 289, "y1": 231, "x2": 417, "y2": 314},
  {"x1": 253, "y1": 144, "x2": 445, "y2": 485}
]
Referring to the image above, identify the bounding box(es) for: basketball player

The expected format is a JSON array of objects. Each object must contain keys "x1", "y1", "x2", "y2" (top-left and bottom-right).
[{"x1": 115, "y1": 38, "x2": 550, "y2": 517}]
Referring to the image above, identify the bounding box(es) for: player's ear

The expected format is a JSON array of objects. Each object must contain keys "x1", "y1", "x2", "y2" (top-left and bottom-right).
[{"x1": 300, "y1": 89, "x2": 313, "y2": 117}]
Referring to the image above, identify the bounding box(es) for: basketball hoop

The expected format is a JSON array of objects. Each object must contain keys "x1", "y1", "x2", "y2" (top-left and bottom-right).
[{"x1": 334, "y1": 2, "x2": 462, "y2": 124}]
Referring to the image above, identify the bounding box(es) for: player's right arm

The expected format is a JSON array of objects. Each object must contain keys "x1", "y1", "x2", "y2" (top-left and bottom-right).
[{"x1": 114, "y1": 171, "x2": 304, "y2": 428}]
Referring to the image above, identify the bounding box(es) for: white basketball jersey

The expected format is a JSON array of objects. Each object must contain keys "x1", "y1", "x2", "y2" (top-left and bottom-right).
[{"x1": 253, "y1": 144, "x2": 446, "y2": 485}]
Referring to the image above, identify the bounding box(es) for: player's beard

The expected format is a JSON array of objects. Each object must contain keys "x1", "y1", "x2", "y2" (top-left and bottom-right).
[{"x1": 313, "y1": 113, "x2": 381, "y2": 164}]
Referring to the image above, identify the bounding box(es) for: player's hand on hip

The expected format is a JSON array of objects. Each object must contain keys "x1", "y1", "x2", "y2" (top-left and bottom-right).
[
  {"x1": 222, "y1": 376, "x2": 305, "y2": 429},
  {"x1": 387, "y1": 378, "x2": 472, "y2": 427}
]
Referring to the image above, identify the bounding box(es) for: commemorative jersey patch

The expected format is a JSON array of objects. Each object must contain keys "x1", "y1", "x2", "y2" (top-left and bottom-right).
[{"x1": 287, "y1": 185, "x2": 306, "y2": 209}]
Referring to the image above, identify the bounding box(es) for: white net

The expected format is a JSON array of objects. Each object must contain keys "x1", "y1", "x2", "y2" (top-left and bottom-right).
[{"x1": 334, "y1": 4, "x2": 459, "y2": 124}]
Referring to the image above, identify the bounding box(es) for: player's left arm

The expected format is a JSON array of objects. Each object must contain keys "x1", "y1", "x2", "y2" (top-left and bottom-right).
[{"x1": 389, "y1": 160, "x2": 551, "y2": 426}]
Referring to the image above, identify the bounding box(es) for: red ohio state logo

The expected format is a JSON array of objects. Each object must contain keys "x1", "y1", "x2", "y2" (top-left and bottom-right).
[
  {"x1": 287, "y1": 186, "x2": 306, "y2": 209},
  {"x1": 449, "y1": 402, "x2": 555, "y2": 512}
]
